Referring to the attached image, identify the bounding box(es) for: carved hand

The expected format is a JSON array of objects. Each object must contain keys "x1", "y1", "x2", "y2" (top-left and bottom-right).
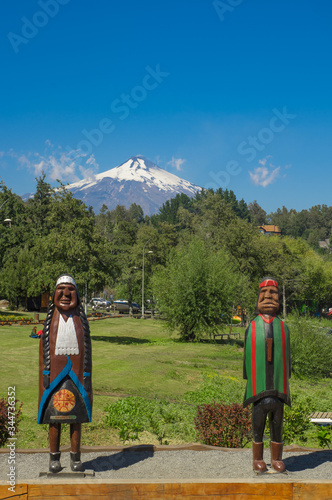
[
  {"x1": 83, "y1": 376, "x2": 91, "y2": 393},
  {"x1": 43, "y1": 374, "x2": 50, "y2": 389}
]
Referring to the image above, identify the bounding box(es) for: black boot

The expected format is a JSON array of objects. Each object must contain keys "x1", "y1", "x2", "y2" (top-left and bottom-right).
[
  {"x1": 70, "y1": 451, "x2": 83, "y2": 471},
  {"x1": 49, "y1": 452, "x2": 61, "y2": 473}
]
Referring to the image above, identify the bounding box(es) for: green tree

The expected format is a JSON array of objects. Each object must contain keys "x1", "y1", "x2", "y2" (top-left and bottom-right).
[
  {"x1": 27, "y1": 185, "x2": 108, "y2": 298},
  {"x1": 153, "y1": 238, "x2": 243, "y2": 341},
  {"x1": 248, "y1": 200, "x2": 266, "y2": 226},
  {"x1": 0, "y1": 245, "x2": 33, "y2": 308},
  {"x1": 115, "y1": 223, "x2": 178, "y2": 309},
  {"x1": 25, "y1": 172, "x2": 54, "y2": 238},
  {"x1": 302, "y1": 250, "x2": 332, "y2": 310},
  {"x1": 151, "y1": 193, "x2": 194, "y2": 226},
  {"x1": 259, "y1": 236, "x2": 308, "y2": 316},
  {"x1": 94, "y1": 203, "x2": 112, "y2": 240},
  {"x1": 268, "y1": 204, "x2": 332, "y2": 248},
  {"x1": 220, "y1": 219, "x2": 265, "y2": 283},
  {"x1": 0, "y1": 182, "x2": 32, "y2": 269},
  {"x1": 128, "y1": 203, "x2": 144, "y2": 223}
]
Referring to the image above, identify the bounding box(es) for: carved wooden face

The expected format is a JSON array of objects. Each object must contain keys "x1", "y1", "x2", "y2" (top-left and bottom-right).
[
  {"x1": 54, "y1": 283, "x2": 78, "y2": 312},
  {"x1": 257, "y1": 285, "x2": 279, "y2": 316}
]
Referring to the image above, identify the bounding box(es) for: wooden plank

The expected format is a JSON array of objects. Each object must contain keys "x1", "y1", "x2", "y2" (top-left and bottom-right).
[
  {"x1": 308, "y1": 412, "x2": 332, "y2": 419},
  {"x1": 293, "y1": 483, "x2": 332, "y2": 500},
  {"x1": 0, "y1": 484, "x2": 27, "y2": 500},
  {"x1": 27, "y1": 482, "x2": 295, "y2": 499},
  {"x1": 3, "y1": 481, "x2": 329, "y2": 500},
  {"x1": 28, "y1": 483, "x2": 113, "y2": 498},
  {"x1": 165, "y1": 482, "x2": 293, "y2": 499}
]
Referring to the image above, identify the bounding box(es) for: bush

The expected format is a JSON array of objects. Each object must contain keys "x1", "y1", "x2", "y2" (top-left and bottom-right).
[
  {"x1": 283, "y1": 393, "x2": 313, "y2": 445},
  {"x1": 0, "y1": 397, "x2": 23, "y2": 447},
  {"x1": 316, "y1": 427, "x2": 331, "y2": 448},
  {"x1": 195, "y1": 402, "x2": 252, "y2": 448},
  {"x1": 104, "y1": 396, "x2": 196, "y2": 444},
  {"x1": 287, "y1": 314, "x2": 332, "y2": 378},
  {"x1": 184, "y1": 373, "x2": 245, "y2": 406}
]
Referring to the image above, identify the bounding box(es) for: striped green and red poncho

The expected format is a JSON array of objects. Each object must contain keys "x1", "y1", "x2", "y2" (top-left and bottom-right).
[{"x1": 243, "y1": 315, "x2": 291, "y2": 407}]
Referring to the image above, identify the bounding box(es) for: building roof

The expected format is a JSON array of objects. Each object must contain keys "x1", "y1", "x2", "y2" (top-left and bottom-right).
[
  {"x1": 318, "y1": 239, "x2": 330, "y2": 249},
  {"x1": 258, "y1": 225, "x2": 281, "y2": 234}
]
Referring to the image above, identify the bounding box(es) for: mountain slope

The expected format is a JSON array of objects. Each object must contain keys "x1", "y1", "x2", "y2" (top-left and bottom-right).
[{"x1": 67, "y1": 156, "x2": 202, "y2": 215}]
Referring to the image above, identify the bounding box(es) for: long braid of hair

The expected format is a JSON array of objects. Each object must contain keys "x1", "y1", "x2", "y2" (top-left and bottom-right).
[
  {"x1": 42, "y1": 302, "x2": 55, "y2": 372},
  {"x1": 79, "y1": 304, "x2": 92, "y2": 374}
]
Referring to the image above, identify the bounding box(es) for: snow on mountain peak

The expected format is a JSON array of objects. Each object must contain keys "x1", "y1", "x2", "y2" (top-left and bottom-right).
[
  {"x1": 70, "y1": 155, "x2": 200, "y2": 194},
  {"x1": 66, "y1": 155, "x2": 202, "y2": 214}
]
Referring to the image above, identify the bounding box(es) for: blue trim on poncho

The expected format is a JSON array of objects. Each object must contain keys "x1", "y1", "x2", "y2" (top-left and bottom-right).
[{"x1": 38, "y1": 356, "x2": 92, "y2": 423}]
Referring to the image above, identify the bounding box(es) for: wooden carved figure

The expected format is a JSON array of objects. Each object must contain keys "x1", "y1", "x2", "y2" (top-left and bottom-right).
[
  {"x1": 243, "y1": 277, "x2": 291, "y2": 473},
  {"x1": 38, "y1": 274, "x2": 92, "y2": 473}
]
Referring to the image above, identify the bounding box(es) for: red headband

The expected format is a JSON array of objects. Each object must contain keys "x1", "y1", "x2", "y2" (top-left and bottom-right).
[{"x1": 259, "y1": 279, "x2": 278, "y2": 289}]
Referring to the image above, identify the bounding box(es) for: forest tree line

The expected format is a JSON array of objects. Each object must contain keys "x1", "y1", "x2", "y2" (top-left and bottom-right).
[{"x1": 0, "y1": 174, "x2": 331, "y2": 337}]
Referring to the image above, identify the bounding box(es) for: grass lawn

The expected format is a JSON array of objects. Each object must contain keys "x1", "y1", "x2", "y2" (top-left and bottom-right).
[{"x1": 0, "y1": 317, "x2": 331, "y2": 449}]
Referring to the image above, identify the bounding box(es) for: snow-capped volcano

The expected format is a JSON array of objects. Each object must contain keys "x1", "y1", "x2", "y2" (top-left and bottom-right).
[{"x1": 67, "y1": 156, "x2": 202, "y2": 215}]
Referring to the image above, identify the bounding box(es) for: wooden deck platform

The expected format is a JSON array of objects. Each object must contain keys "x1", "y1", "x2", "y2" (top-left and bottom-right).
[
  {"x1": 1, "y1": 480, "x2": 332, "y2": 500},
  {"x1": 309, "y1": 412, "x2": 332, "y2": 425}
]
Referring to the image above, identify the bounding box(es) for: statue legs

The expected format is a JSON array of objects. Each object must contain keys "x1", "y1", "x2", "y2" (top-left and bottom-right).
[
  {"x1": 48, "y1": 422, "x2": 83, "y2": 472},
  {"x1": 252, "y1": 397, "x2": 285, "y2": 473},
  {"x1": 49, "y1": 423, "x2": 62, "y2": 473},
  {"x1": 70, "y1": 423, "x2": 83, "y2": 471}
]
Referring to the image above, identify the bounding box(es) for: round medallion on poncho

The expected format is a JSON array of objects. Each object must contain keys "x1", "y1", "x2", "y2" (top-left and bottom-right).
[{"x1": 53, "y1": 389, "x2": 76, "y2": 412}]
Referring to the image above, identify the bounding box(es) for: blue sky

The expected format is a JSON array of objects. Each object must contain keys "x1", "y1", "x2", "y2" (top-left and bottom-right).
[{"x1": 1, "y1": 0, "x2": 331, "y2": 214}]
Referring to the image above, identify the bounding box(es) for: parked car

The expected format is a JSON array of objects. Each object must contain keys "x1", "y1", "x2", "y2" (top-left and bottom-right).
[
  {"x1": 113, "y1": 300, "x2": 140, "y2": 313},
  {"x1": 90, "y1": 297, "x2": 103, "y2": 306},
  {"x1": 90, "y1": 298, "x2": 112, "y2": 311}
]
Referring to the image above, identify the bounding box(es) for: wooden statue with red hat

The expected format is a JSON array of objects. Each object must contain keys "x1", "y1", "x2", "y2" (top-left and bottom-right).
[
  {"x1": 38, "y1": 274, "x2": 92, "y2": 473},
  {"x1": 243, "y1": 277, "x2": 291, "y2": 473}
]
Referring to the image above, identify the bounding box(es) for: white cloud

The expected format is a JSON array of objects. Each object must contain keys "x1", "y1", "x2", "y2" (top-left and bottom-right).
[
  {"x1": 258, "y1": 156, "x2": 271, "y2": 167},
  {"x1": 0, "y1": 142, "x2": 99, "y2": 185},
  {"x1": 167, "y1": 156, "x2": 186, "y2": 171},
  {"x1": 47, "y1": 154, "x2": 78, "y2": 182},
  {"x1": 33, "y1": 160, "x2": 46, "y2": 175},
  {"x1": 79, "y1": 154, "x2": 99, "y2": 181},
  {"x1": 249, "y1": 157, "x2": 281, "y2": 187},
  {"x1": 17, "y1": 154, "x2": 32, "y2": 168},
  {"x1": 249, "y1": 166, "x2": 280, "y2": 187}
]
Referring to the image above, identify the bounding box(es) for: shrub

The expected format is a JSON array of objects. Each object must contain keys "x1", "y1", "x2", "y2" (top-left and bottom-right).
[
  {"x1": 104, "y1": 396, "x2": 196, "y2": 444},
  {"x1": 283, "y1": 393, "x2": 313, "y2": 445},
  {"x1": 195, "y1": 402, "x2": 252, "y2": 448},
  {"x1": 287, "y1": 314, "x2": 332, "y2": 378},
  {"x1": 118, "y1": 423, "x2": 142, "y2": 443},
  {"x1": 316, "y1": 427, "x2": 331, "y2": 448},
  {"x1": 184, "y1": 373, "x2": 245, "y2": 406},
  {"x1": 0, "y1": 397, "x2": 23, "y2": 447}
]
